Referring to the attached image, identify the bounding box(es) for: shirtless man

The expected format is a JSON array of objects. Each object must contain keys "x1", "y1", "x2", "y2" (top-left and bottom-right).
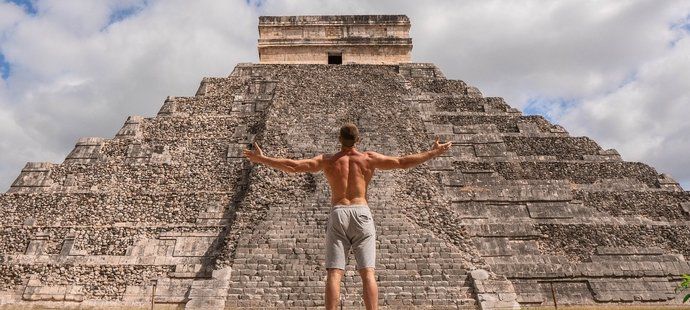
[{"x1": 243, "y1": 124, "x2": 452, "y2": 310}]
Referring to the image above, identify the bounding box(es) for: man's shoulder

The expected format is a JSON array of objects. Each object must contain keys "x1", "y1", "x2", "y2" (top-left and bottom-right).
[{"x1": 363, "y1": 150, "x2": 384, "y2": 157}]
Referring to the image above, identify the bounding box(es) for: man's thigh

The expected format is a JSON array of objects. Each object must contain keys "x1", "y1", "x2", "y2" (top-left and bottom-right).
[
  {"x1": 350, "y1": 209, "x2": 376, "y2": 270},
  {"x1": 326, "y1": 212, "x2": 350, "y2": 270}
]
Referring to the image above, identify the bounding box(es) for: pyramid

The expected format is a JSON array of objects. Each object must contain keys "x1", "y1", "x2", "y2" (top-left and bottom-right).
[{"x1": 1, "y1": 15, "x2": 690, "y2": 310}]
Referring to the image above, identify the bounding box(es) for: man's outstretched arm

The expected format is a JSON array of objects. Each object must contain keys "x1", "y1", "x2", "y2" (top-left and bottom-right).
[
  {"x1": 243, "y1": 142, "x2": 323, "y2": 173},
  {"x1": 367, "y1": 138, "x2": 452, "y2": 170}
]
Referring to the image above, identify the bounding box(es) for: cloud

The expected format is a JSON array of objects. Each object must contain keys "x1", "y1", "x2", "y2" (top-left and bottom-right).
[
  {"x1": 559, "y1": 34, "x2": 690, "y2": 185},
  {"x1": 1, "y1": 0, "x2": 690, "y2": 190}
]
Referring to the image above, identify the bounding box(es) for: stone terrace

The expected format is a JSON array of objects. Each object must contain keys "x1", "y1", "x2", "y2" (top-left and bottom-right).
[{"x1": 1, "y1": 63, "x2": 689, "y2": 309}]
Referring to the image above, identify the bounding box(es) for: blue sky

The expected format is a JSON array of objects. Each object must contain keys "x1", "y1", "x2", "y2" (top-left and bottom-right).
[
  {"x1": 0, "y1": 53, "x2": 9, "y2": 80},
  {"x1": 107, "y1": 5, "x2": 144, "y2": 26},
  {"x1": 0, "y1": 0, "x2": 689, "y2": 191},
  {"x1": 3, "y1": 0, "x2": 147, "y2": 30},
  {"x1": 6, "y1": 0, "x2": 36, "y2": 15},
  {"x1": 522, "y1": 97, "x2": 578, "y2": 123}
]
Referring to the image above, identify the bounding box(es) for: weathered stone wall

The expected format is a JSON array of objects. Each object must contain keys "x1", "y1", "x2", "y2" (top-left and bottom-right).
[{"x1": 258, "y1": 15, "x2": 412, "y2": 64}]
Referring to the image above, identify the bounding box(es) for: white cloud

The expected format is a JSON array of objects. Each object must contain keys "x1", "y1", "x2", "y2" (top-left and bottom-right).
[
  {"x1": 0, "y1": 2, "x2": 26, "y2": 31},
  {"x1": 1, "y1": 0, "x2": 690, "y2": 190},
  {"x1": 559, "y1": 34, "x2": 690, "y2": 186}
]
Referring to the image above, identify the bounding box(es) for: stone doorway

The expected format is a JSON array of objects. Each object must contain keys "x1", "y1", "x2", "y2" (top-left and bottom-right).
[{"x1": 328, "y1": 52, "x2": 342, "y2": 64}]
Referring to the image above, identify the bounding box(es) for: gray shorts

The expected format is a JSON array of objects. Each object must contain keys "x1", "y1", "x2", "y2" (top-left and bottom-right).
[{"x1": 325, "y1": 204, "x2": 377, "y2": 270}]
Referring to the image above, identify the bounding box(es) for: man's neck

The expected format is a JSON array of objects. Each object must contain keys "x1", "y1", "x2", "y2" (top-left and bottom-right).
[{"x1": 340, "y1": 146, "x2": 357, "y2": 153}]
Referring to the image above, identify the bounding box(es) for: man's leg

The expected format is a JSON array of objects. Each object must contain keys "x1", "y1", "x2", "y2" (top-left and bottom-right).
[
  {"x1": 326, "y1": 268, "x2": 344, "y2": 310},
  {"x1": 358, "y1": 267, "x2": 378, "y2": 310}
]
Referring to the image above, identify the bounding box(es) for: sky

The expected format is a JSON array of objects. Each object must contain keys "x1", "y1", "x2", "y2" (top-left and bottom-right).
[{"x1": 1, "y1": 0, "x2": 689, "y2": 191}]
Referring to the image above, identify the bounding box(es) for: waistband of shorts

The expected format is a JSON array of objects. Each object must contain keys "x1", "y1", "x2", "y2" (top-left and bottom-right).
[{"x1": 330, "y1": 204, "x2": 369, "y2": 210}]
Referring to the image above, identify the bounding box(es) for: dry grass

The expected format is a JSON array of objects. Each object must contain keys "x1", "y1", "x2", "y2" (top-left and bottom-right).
[
  {"x1": 0, "y1": 303, "x2": 183, "y2": 310},
  {"x1": 522, "y1": 306, "x2": 690, "y2": 310}
]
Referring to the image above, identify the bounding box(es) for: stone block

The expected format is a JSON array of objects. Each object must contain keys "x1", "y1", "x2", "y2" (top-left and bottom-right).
[
  {"x1": 123, "y1": 285, "x2": 153, "y2": 303},
  {"x1": 150, "y1": 145, "x2": 172, "y2": 164},
  {"x1": 195, "y1": 77, "x2": 213, "y2": 96},
  {"x1": 516, "y1": 121, "x2": 541, "y2": 135},
  {"x1": 59, "y1": 234, "x2": 76, "y2": 256},
  {"x1": 426, "y1": 157, "x2": 454, "y2": 171},
  {"x1": 115, "y1": 115, "x2": 144, "y2": 139},
  {"x1": 439, "y1": 171, "x2": 465, "y2": 187},
  {"x1": 469, "y1": 223, "x2": 540, "y2": 238},
  {"x1": 512, "y1": 281, "x2": 546, "y2": 304},
  {"x1": 249, "y1": 80, "x2": 277, "y2": 95},
  {"x1": 400, "y1": 63, "x2": 444, "y2": 78},
  {"x1": 474, "y1": 143, "x2": 508, "y2": 157},
  {"x1": 453, "y1": 202, "x2": 529, "y2": 219},
  {"x1": 510, "y1": 240, "x2": 541, "y2": 256},
  {"x1": 596, "y1": 246, "x2": 664, "y2": 256},
  {"x1": 466, "y1": 86, "x2": 483, "y2": 98},
  {"x1": 9, "y1": 162, "x2": 54, "y2": 192},
  {"x1": 125, "y1": 143, "x2": 149, "y2": 163},
  {"x1": 424, "y1": 122, "x2": 454, "y2": 135},
  {"x1": 463, "y1": 133, "x2": 504, "y2": 144},
  {"x1": 582, "y1": 152, "x2": 622, "y2": 161},
  {"x1": 588, "y1": 278, "x2": 674, "y2": 302},
  {"x1": 460, "y1": 169, "x2": 503, "y2": 183},
  {"x1": 64, "y1": 285, "x2": 85, "y2": 302},
  {"x1": 154, "y1": 279, "x2": 194, "y2": 303},
  {"x1": 255, "y1": 100, "x2": 270, "y2": 112},
  {"x1": 158, "y1": 96, "x2": 178, "y2": 116},
  {"x1": 658, "y1": 173, "x2": 683, "y2": 191},
  {"x1": 22, "y1": 285, "x2": 83, "y2": 302},
  {"x1": 185, "y1": 297, "x2": 226, "y2": 309},
  {"x1": 125, "y1": 142, "x2": 172, "y2": 164},
  {"x1": 454, "y1": 123, "x2": 499, "y2": 134},
  {"x1": 227, "y1": 143, "x2": 246, "y2": 160},
  {"x1": 550, "y1": 124, "x2": 568, "y2": 134},
  {"x1": 580, "y1": 178, "x2": 649, "y2": 191},
  {"x1": 170, "y1": 264, "x2": 210, "y2": 278},
  {"x1": 474, "y1": 238, "x2": 514, "y2": 257},
  {"x1": 466, "y1": 181, "x2": 572, "y2": 202},
  {"x1": 173, "y1": 236, "x2": 216, "y2": 257},
  {"x1": 64, "y1": 137, "x2": 105, "y2": 164},
  {"x1": 527, "y1": 201, "x2": 581, "y2": 219}
]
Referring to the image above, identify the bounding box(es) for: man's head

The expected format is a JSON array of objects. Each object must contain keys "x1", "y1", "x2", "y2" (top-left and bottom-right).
[{"x1": 339, "y1": 123, "x2": 360, "y2": 147}]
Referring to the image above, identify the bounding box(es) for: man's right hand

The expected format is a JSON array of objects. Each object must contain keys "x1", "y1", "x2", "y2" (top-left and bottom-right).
[
  {"x1": 243, "y1": 142, "x2": 265, "y2": 163},
  {"x1": 432, "y1": 137, "x2": 452, "y2": 155}
]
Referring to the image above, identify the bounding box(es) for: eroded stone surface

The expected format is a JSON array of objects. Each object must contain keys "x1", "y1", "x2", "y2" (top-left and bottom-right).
[{"x1": 258, "y1": 15, "x2": 412, "y2": 65}]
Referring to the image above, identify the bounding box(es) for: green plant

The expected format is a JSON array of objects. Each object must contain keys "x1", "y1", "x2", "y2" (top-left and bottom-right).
[{"x1": 676, "y1": 274, "x2": 690, "y2": 303}]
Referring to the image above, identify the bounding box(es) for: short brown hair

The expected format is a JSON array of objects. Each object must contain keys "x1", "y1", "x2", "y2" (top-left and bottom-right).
[{"x1": 339, "y1": 123, "x2": 359, "y2": 147}]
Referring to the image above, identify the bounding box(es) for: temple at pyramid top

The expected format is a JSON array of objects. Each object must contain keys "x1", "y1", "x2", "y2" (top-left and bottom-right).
[{"x1": 258, "y1": 15, "x2": 412, "y2": 64}]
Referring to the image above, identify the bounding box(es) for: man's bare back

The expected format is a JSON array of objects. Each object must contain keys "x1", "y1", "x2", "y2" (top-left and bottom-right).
[{"x1": 322, "y1": 149, "x2": 372, "y2": 205}]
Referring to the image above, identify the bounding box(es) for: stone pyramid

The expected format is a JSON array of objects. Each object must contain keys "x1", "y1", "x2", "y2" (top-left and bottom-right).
[{"x1": 2, "y1": 15, "x2": 690, "y2": 310}]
